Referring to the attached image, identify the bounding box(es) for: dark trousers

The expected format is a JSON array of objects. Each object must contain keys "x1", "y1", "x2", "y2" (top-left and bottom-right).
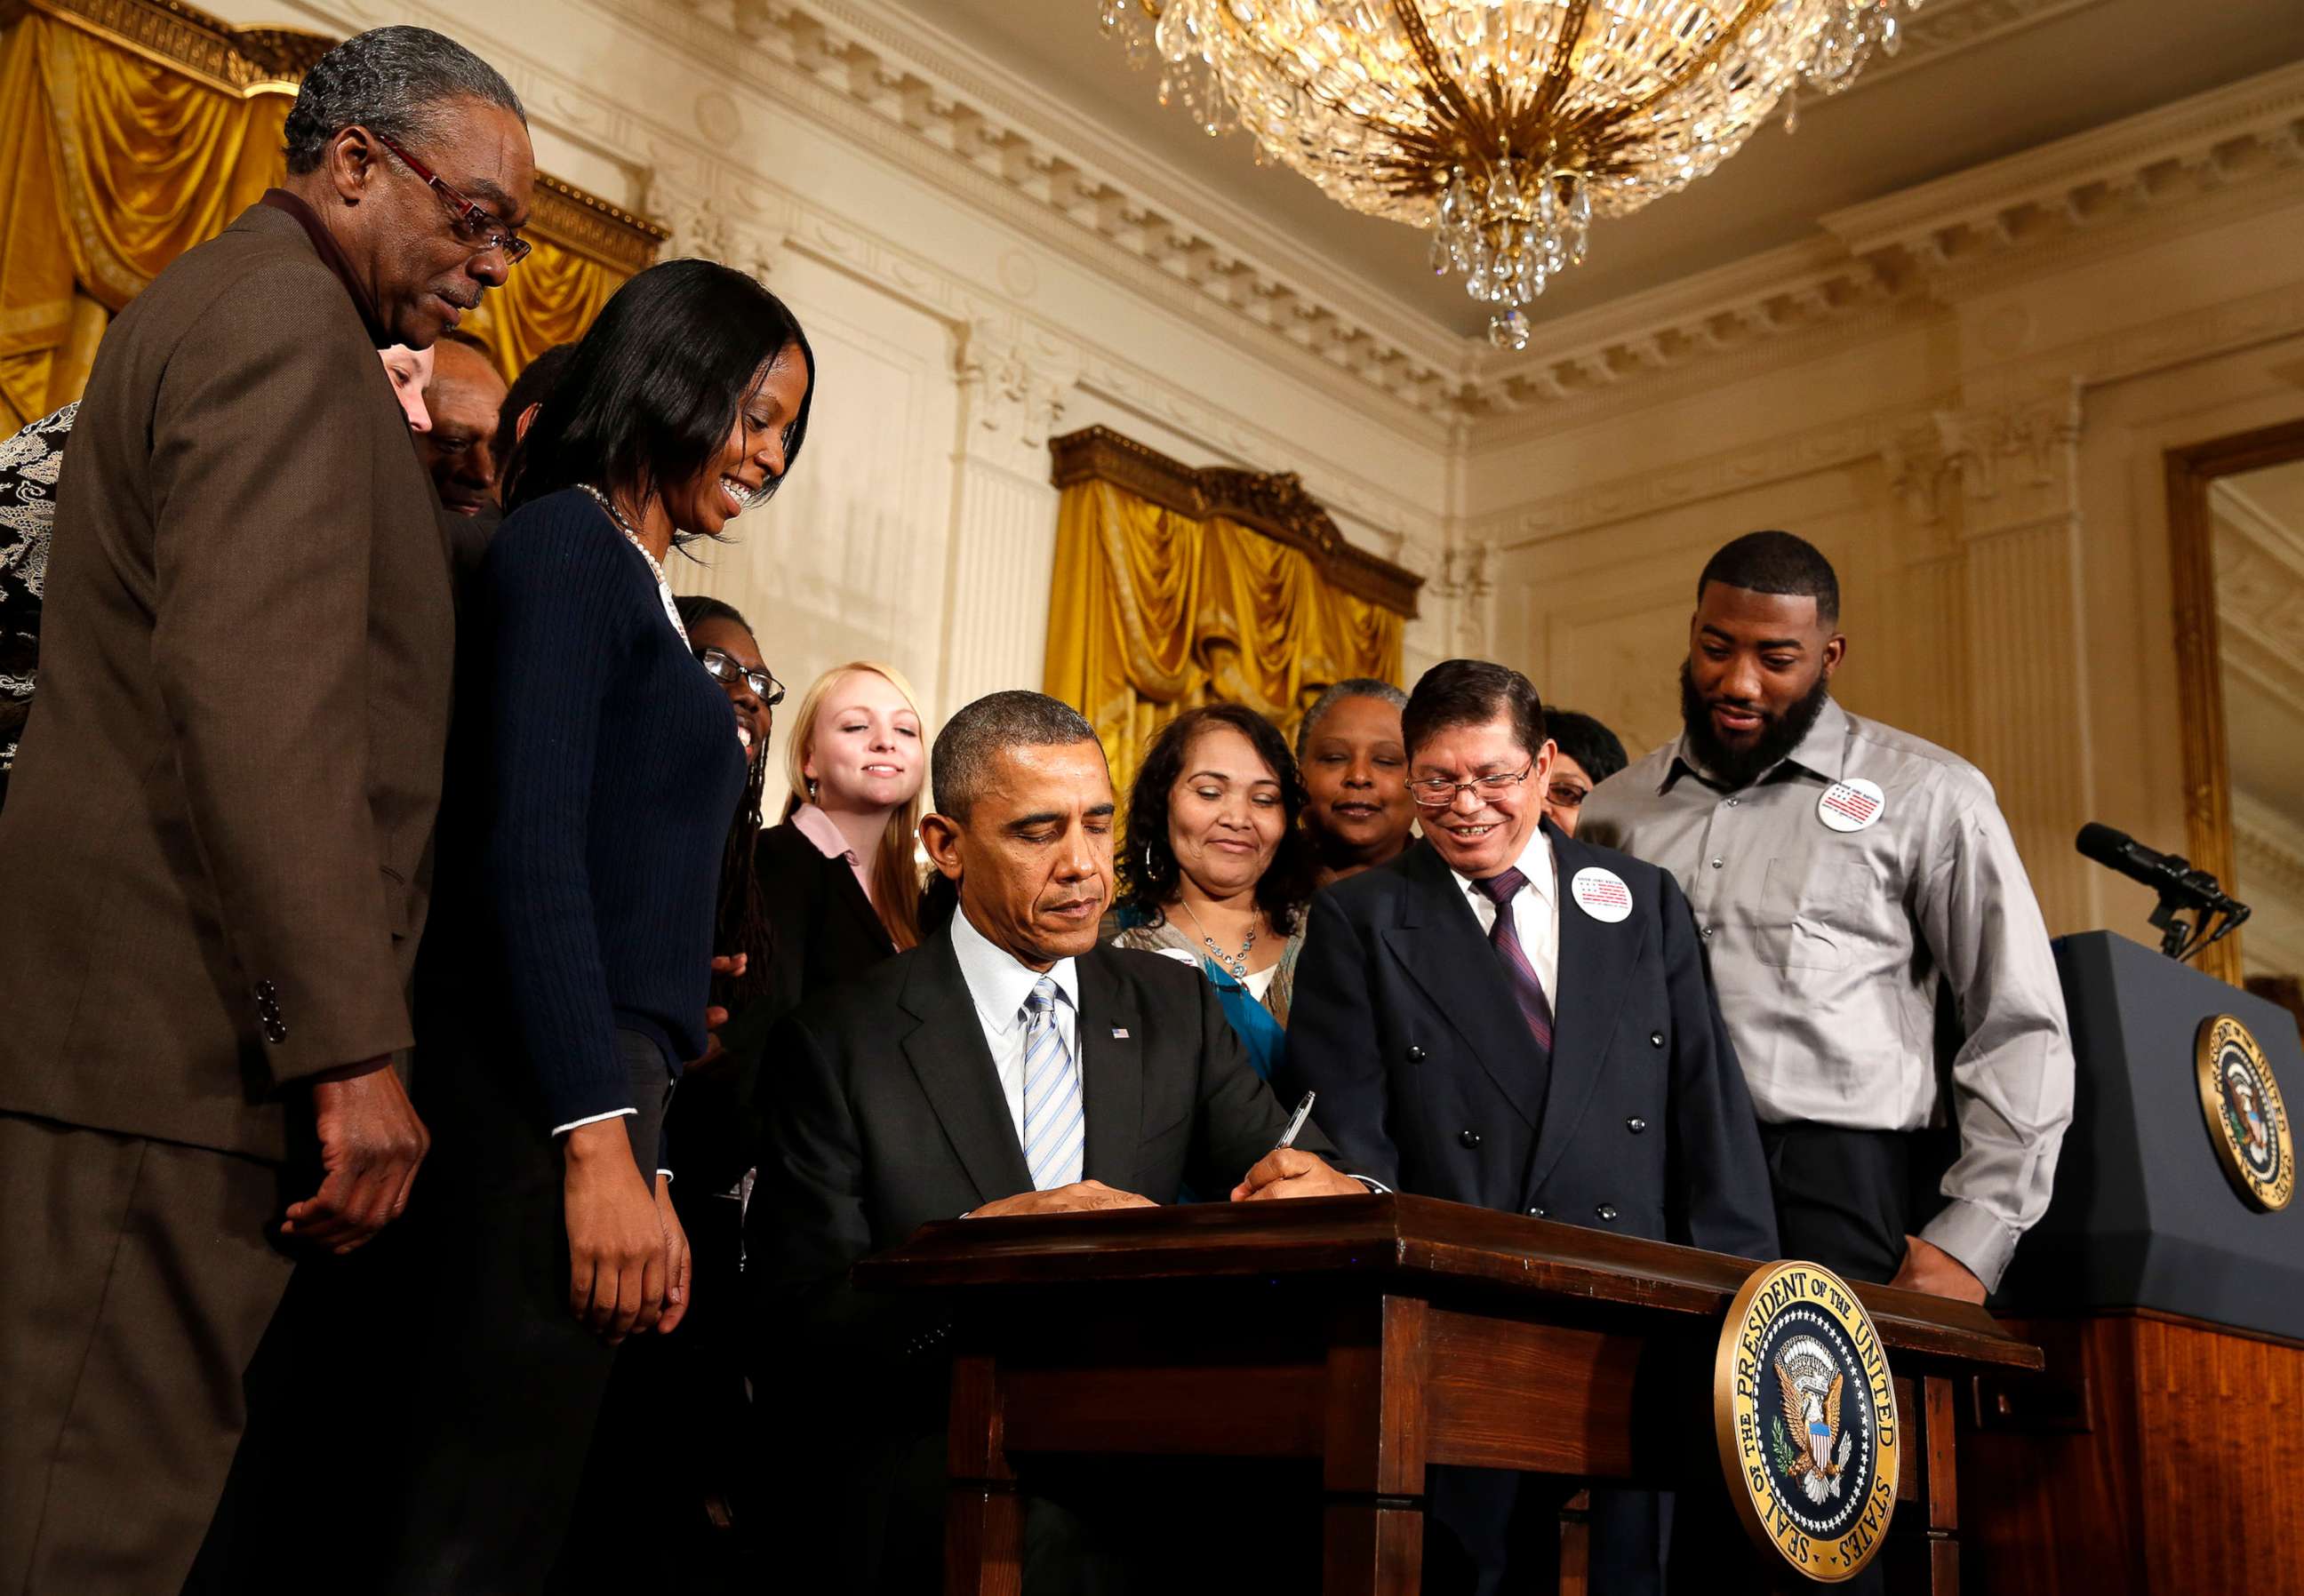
[
  {"x1": 0, "y1": 1112, "x2": 293, "y2": 1596},
  {"x1": 379, "y1": 1029, "x2": 675, "y2": 1594},
  {"x1": 547, "y1": 1173, "x2": 750, "y2": 1594},
  {"x1": 191, "y1": 1031, "x2": 674, "y2": 1596},
  {"x1": 1755, "y1": 1122, "x2": 1952, "y2": 1595}
]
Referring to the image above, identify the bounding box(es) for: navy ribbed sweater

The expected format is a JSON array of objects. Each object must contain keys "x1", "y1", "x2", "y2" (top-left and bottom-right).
[{"x1": 430, "y1": 488, "x2": 746, "y2": 1129}]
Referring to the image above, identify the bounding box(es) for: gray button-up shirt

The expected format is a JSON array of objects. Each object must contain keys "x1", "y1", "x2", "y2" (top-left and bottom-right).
[{"x1": 1579, "y1": 698, "x2": 2074, "y2": 1289}]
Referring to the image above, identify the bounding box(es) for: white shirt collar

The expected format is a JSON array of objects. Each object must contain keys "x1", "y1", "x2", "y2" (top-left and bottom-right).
[
  {"x1": 949, "y1": 902, "x2": 1080, "y2": 1037},
  {"x1": 1447, "y1": 821, "x2": 1558, "y2": 907}
]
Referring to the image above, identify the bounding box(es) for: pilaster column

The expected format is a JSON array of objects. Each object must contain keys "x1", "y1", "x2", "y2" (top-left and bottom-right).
[
  {"x1": 938, "y1": 318, "x2": 1080, "y2": 714},
  {"x1": 1884, "y1": 380, "x2": 2090, "y2": 929}
]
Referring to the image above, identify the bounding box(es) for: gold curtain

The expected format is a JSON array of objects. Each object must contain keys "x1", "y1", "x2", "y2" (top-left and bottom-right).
[
  {"x1": 0, "y1": 7, "x2": 651, "y2": 424},
  {"x1": 0, "y1": 13, "x2": 285, "y2": 425},
  {"x1": 1046, "y1": 476, "x2": 1404, "y2": 797},
  {"x1": 460, "y1": 237, "x2": 620, "y2": 384}
]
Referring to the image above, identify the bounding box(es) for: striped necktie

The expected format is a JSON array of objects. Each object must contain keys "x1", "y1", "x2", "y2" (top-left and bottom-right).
[
  {"x1": 1020, "y1": 977, "x2": 1084, "y2": 1191},
  {"x1": 1474, "y1": 866, "x2": 1555, "y2": 1054}
]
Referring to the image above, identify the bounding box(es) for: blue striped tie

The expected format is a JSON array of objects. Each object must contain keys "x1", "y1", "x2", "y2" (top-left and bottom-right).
[{"x1": 1020, "y1": 978, "x2": 1084, "y2": 1191}]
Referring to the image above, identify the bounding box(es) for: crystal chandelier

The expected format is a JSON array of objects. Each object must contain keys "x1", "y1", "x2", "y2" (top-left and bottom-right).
[{"x1": 1095, "y1": 2, "x2": 1924, "y2": 351}]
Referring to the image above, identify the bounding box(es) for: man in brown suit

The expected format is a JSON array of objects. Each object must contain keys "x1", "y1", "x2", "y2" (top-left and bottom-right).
[{"x1": 0, "y1": 27, "x2": 533, "y2": 1592}]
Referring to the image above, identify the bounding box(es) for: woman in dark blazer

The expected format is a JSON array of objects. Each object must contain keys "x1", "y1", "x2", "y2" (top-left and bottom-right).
[{"x1": 375, "y1": 257, "x2": 816, "y2": 1592}]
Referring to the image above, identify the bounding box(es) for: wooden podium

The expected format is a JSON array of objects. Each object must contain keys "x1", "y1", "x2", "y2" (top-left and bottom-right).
[{"x1": 856, "y1": 1193, "x2": 2041, "y2": 1594}]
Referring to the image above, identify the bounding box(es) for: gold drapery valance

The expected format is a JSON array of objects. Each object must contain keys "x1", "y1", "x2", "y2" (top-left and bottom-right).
[
  {"x1": 0, "y1": 0, "x2": 670, "y2": 426},
  {"x1": 1044, "y1": 426, "x2": 1420, "y2": 798}
]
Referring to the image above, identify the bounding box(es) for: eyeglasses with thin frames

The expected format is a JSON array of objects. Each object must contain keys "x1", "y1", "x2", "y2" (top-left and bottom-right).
[
  {"x1": 371, "y1": 130, "x2": 531, "y2": 265},
  {"x1": 1408, "y1": 762, "x2": 1535, "y2": 809},
  {"x1": 697, "y1": 647, "x2": 785, "y2": 706}
]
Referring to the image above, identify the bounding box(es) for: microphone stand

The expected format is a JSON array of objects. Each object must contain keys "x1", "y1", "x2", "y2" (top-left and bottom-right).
[{"x1": 2146, "y1": 876, "x2": 2252, "y2": 964}]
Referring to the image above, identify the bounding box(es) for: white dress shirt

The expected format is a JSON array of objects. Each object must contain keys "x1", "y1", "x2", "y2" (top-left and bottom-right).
[
  {"x1": 950, "y1": 904, "x2": 1080, "y2": 1151},
  {"x1": 1446, "y1": 823, "x2": 1563, "y2": 1003}
]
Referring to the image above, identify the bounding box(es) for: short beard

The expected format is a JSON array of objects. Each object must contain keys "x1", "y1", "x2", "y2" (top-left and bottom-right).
[{"x1": 1678, "y1": 660, "x2": 1832, "y2": 790}]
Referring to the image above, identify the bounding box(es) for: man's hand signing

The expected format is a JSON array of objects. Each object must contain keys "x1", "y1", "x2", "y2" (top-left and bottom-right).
[{"x1": 1229, "y1": 1148, "x2": 1364, "y2": 1202}]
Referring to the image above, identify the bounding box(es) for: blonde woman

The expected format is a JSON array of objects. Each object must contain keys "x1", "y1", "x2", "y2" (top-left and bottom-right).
[{"x1": 748, "y1": 660, "x2": 928, "y2": 1020}]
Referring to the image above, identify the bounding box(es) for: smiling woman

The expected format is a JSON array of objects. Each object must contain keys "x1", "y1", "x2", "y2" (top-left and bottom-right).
[
  {"x1": 359, "y1": 255, "x2": 816, "y2": 1584},
  {"x1": 1112, "y1": 702, "x2": 1320, "y2": 1077}
]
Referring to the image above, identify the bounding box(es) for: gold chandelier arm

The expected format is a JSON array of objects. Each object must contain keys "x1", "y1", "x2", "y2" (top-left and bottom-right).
[
  {"x1": 1557, "y1": 0, "x2": 1772, "y2": 160},
  {"x1": 1387, "y1": 0, "x2": 1495, "y2": 155},
  {"x1": 1514, "y1": 0, "x2": 1591, "y2": 154}
]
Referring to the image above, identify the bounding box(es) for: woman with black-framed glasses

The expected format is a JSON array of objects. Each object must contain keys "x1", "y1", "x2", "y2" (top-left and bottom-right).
[{"x1": 369, "y1": 257, "x2": 814, "y2": 1588}]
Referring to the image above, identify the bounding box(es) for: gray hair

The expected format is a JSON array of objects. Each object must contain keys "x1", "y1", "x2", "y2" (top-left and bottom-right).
[
  {"x1": 283, "y1": 27, "x2": 525, "y2": 176},
  {"x1": 932, "y1": 690, "x2": 1100, "y2": 820},
  {"x1": 1296, "y1": 677, "x2": 1408, "y2": 762}
]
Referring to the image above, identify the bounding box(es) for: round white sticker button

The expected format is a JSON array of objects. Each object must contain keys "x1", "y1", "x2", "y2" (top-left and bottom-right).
[
  {"x1": 1571, "y1": 866, "x2": 1634, "y2": 923},
  {"x1": 1818, "y1": 777, "x2": 1886, "y2": 834}
]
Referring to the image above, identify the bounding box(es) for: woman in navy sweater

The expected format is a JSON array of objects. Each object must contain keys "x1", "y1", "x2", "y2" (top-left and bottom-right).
[{"x1": 380, "y1": 258, "x2": 815, "y2": 1590}]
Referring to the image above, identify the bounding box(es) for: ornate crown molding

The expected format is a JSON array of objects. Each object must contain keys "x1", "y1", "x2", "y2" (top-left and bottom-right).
[
  {"x1": 12, "y1": 0, "x2": 671, "y2": 268},
  {"x1": 1459, "y1": 60, "x2": 2304, "y2": 435},
  {"x1": 638, "y1": 0, "x2": 1463, "y2": 429},
  {"x1": 1049, "y1": 425, "x2": 1424, "y2": 618}
]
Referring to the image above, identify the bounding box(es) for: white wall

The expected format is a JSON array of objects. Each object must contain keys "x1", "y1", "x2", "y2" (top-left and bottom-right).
[{"x1": 227, "y1": 2, "x2": 2304, "y2": 959}]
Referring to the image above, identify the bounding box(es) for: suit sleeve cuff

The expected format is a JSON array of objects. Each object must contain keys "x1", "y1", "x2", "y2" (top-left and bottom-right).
[
  {"x1": 1921, "y1": 1199, "x2": 2019, "y2": 1294},
  {"x1": 553, "y1": 1107, "x2": 637, "y2": 1138}
]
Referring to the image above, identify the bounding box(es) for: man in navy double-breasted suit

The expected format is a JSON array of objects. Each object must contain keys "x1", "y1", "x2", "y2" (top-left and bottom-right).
[{"x1": 1283, "y1": 658, "x2": 1777, "y2": 1596}]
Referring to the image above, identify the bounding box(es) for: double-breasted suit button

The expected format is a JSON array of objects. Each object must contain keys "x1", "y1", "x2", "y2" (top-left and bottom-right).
[
  {"x1": 1406, "y1": 1045, "x2": 1428, "y2": 1063},
  {"x1": 261, "y1": 1017, "x2": 287, "y2": 1044},
  {"x1": 254, "y1": 979, "x2": 278, "y2": 1003},
  {"x1": 1649, "y1": 1030, "x2": 1664, "y2": 1048},
  {"x1": 1627, "y1": 1117, "x2": 1646, "y2": 1134},
  {"x1": 1527, "y1": 1206, "x2": 1547, "y2": 1218},
  {"x1": 1596, "y1": 1204, "x2": 1618, "y2": 1222},
  {"x1": 1459, "y1": 1129, "x2": 1481, "y2": 1149}
]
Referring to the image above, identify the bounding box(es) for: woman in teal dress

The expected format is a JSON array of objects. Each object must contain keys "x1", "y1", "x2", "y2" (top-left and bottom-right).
[{"x1": 1110, "y1": 703, "x2": 1320, "y2": 1080}]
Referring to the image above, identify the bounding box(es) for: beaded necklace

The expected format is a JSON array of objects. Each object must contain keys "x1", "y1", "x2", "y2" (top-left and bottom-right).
[{"x1": 579, "y1": 483, "x2": 689, "y2": 647}]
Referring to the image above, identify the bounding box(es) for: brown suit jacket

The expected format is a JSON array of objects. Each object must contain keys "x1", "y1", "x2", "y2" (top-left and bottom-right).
[{"x1": 0, "y1": 203, "x2": 453, "y2": 1161}]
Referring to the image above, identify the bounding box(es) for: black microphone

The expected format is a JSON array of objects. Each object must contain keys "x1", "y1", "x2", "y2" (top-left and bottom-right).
[{"x1": 2074, "y1": 823, "x2": 2236, "y2": 911}]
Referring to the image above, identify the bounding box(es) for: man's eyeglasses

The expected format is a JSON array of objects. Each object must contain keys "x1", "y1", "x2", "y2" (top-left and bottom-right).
[
  {"x1": 1408, "y1": 762, "x2": 1534, "y2": 808},
  {"x1": 1545, "y1": 782, "x2": 1591, "y2": 811},
  {"x1": 372, "y1": 130, "x2": 531, "y2": 265},
  {"x1": 697, "y1": 647, "x2": 784, "y2": 706}
]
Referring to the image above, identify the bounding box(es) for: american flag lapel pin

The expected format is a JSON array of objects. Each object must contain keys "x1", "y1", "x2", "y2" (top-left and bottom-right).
[{"x1": 1110, "y1": 1025, "x2": 1130, "y2": 1039}]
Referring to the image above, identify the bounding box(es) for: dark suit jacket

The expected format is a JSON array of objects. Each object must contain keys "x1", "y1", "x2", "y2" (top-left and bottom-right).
[
  {"x1": 0, "y1": 203, "x2": 452, "y2": 1160},
  {"x1": 749, "y1": 925, "x2": 1330, "y2": 1356},
  {"x1": 748, "y1": 926, "x2": 1337, "y2": 1592},
  {"x1": 1283, "y1": 824, "x2": 1775, "y2": 1257},
  {"x1": 756, "y1": 818, "x2": 898, "y2": 1024}
]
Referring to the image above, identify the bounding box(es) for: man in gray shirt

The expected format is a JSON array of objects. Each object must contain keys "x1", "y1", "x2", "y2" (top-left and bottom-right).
[{"x1": 1581, "y1": 531, "x2": 2074, "y2": 1307}]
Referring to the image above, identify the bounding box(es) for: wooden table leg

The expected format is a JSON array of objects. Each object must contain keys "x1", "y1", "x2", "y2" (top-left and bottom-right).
[
  {"x1": 1922, "y1": 1375, "x2": 1959, "y2": 1596},
  {"x1": 1322, "y1": 1295, "x2": 1430, "y2": 1595},
  {"x1": 1324, "y1": 1500, "x2": 1424, "y2": 1596},
  {"x1": 946, "y1": 1351, "x2": 1021, "y2": 1596}
]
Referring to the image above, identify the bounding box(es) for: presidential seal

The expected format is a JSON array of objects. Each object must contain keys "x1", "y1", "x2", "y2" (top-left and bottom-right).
[
  {"x1": 1714, "y1": 1260, "x2": 1900, "y2": 1583},
  {"x1": 2196, "y1": 1014, "x2": 2293, "y2": 1213}
]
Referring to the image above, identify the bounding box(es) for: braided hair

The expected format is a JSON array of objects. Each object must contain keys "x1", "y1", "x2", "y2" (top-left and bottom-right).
[{"x1": 676, "y1": 594, "x2": 773, "y2": 1009}]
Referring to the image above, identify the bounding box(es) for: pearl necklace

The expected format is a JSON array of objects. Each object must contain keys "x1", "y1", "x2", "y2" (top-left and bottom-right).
[
  {"x1": 580, "y1": 484, "x2": 689, "y2": 647},
  {"x1": 1179, "y1": 900, "x2": 1259, "y2": 980}
]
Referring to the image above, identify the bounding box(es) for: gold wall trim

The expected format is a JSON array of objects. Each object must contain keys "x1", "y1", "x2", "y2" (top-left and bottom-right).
[
  {"x1": 527, "y1": 173, "x2": 668, "y2": 275},
  {"x1": 1049, "y1": 425, "x2": 1424, "y2": 618},
  {"x1": 2164, "y1": 417, "x2": 2304, "y2": 988},
  {"x1": 5, "y1": 0, "x2": 669, "y2": 268},
  {"x1": 10, "y1": 0, "x2": 314, "y2": 95}
]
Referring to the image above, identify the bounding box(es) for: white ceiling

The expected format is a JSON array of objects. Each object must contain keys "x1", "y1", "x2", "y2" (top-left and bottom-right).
[{"x1": 883, "y1": 0, "x2": 2304, "y2": 341}]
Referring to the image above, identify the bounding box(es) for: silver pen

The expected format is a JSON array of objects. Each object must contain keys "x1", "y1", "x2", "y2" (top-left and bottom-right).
[{"x1": 1275, "y1": 1090, "x2": 1317, "y2": 1152}]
